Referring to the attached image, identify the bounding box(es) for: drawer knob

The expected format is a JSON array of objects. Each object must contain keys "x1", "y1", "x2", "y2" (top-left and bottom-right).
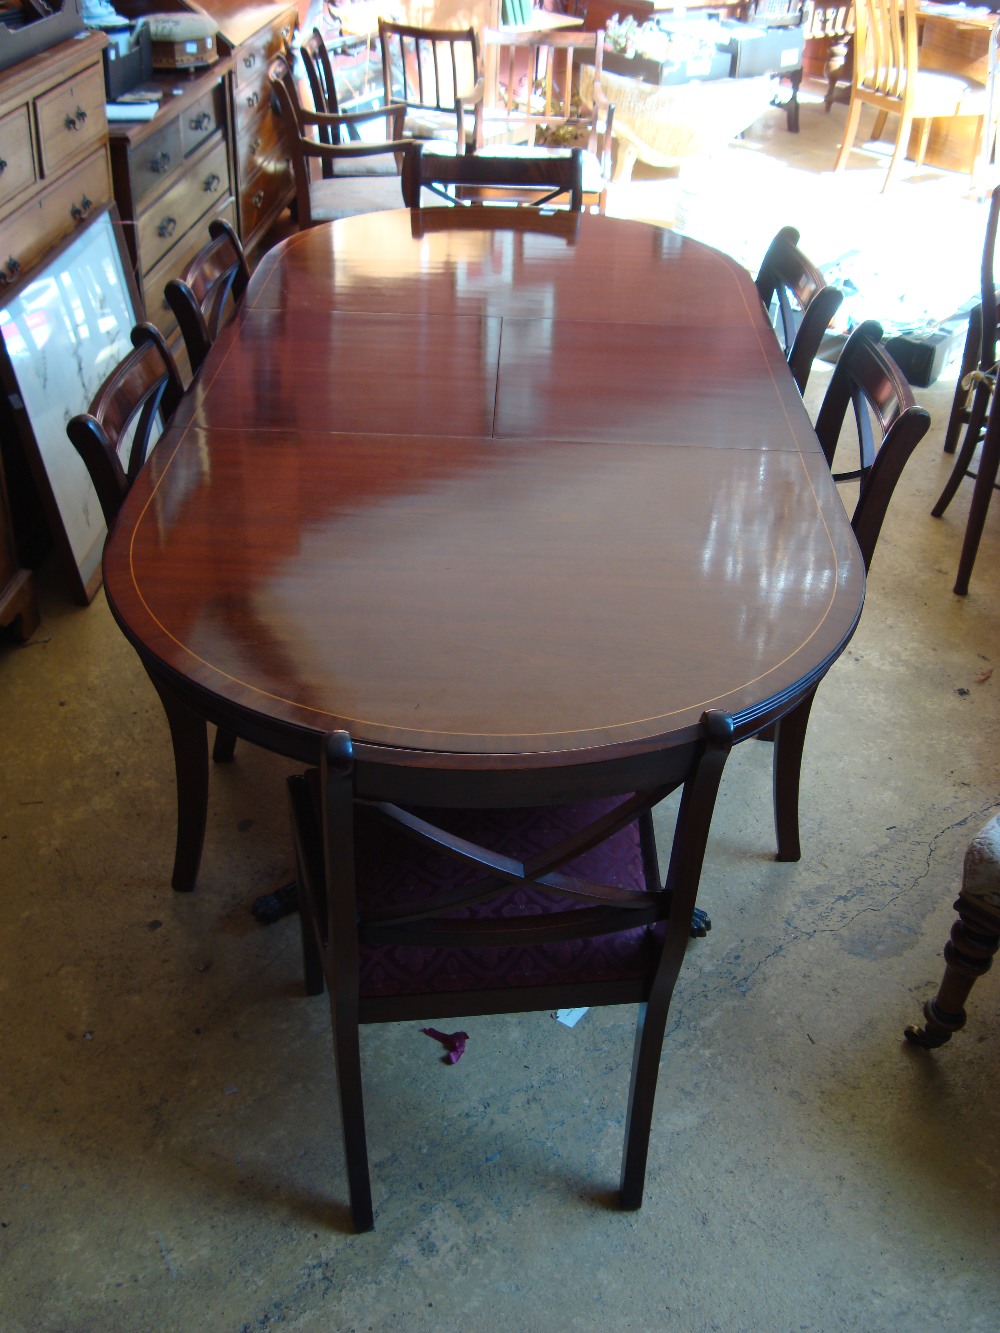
[
  {"x1": 250, "y1": 137, "x2": 262, "y2": 156},
  {"x1": 157, "y1": 215, "x2": 177, "y2": 239},
  {"x1": 244, "y1": 53, "x2": 256, "y2": 69},
  {"x1": 190, "y1": 112, "x2": 212, "y2": 132},
  {"x1": 65, "y1": 106, "x2": 88, "y2": 131},
  {"x1": 150, "y1": 150, "x2": 171, "y2": 174},
  {"x1": 203, "y1": 172, "x2": 221, "y2": 193},
  {"x1": 0, "y1": 159, "x2": 6, "y2": 175},
  {"x1": 0, "y1": 255, "x2": 21, "y2": 283},
  {"x1": 246, "y1": 90, "x2": 259, "y2": 109},
  {"x1": 71, "y1": 195, "x2": 93, "y2": 222},
  {"x1": 252, "y1": 189, "x2": 264, "y2": 208}
]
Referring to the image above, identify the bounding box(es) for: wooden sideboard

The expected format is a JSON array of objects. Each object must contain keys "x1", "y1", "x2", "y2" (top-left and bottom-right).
[
  {"x1": 0, "y1": 30, "x2": 112, "y2": 638},
  {"x1": 109, "y1": 62, "x2": 237, "y2": 343}
]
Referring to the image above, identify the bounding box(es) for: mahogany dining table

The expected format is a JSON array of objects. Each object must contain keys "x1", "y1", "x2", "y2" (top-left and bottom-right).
[{"x1": 101, "y1": 207, "x2": 866, "y2": 892}]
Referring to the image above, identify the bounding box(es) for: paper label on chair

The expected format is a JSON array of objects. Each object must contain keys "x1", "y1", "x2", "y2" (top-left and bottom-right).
[{"x1": 555, "y1": 1007, "x2": 589, "y2": 1028}]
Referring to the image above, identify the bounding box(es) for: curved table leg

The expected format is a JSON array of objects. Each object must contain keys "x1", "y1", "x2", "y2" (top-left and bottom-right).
[
  {"x1": 146, "y1": 669, "x2": 209, "y2": 893},
  {"x1": 904, "y1": 896, "x2": 1000, "y2": 1048},
  {"x1": 772, "y1": 687, "x2": 818, "y2": 863}
]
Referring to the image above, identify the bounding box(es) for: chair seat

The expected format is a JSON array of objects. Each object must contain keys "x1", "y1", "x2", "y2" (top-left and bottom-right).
[
  {"x1": 310, "y1": 779, "x2": 655, "y2": 999},
  {"x1": 962, "y1": 812, "x2": 1000, "y2": 912},
  {"x1": 309, "y1": 174, "x2": 406, "y2": 222},
  {"x1": 910, "y1": 70, "x2": 983, "y2": 115}
]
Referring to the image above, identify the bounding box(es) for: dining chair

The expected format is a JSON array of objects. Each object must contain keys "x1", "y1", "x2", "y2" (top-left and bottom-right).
[
  {"x1": 287, "y1": 711, "x2": 735, "y2": 1230},
  {"x1": 834, "y1": 0, "x2": 986, "y2": 190},
  {"x1": 904, "y1": 810, "x2": 1000, "y2": 1049},
  {"x1": 479, "y1": 27, "x2": 614, "y2": 212},
  {"x1": 755, "y1": 225, "x2": 843, "y2": 395},
  {"x1": 771, "y1": 320, "x2": 931, "y2": 862},
  {"x1": 67, "y1": 322, "x2": 184, "y2": 529},
  {"x1": 268, "y1": 55, "x2": 411, "y2": 228},
  {"x1": 67, "y1": 321, "x2": 241, "y2": 781},
  {"x1": 932, "y1": 183, "x2": 1000, "y2": 595},
  {"x1": 378, "y1": 19, "x2": 484, "y2": 150},
  {"x1": 402, "y1": 141, "x2": 585, "y2": 210},
  {"x1": 164, "y1": 218, "x2": 250, "y2": 378}
]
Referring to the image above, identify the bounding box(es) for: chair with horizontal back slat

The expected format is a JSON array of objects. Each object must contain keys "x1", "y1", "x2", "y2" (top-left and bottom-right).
[
  {"x1": 402, "y1": 140, "x2": 585, "y2": 210},
  {"x1": 755, "y1": 225, "x2": 843, "y2": 396},
  {"x1": 165, "y1": 218, "x2": 250, "y2": 378},
  {"x1": 287, "y1": 711, "x2": 735, "y2": 1230},
  {"x1": 770, "y1": 320, "x2": 931, "y2": 862}
]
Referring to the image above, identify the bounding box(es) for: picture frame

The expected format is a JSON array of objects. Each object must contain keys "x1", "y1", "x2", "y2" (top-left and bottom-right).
[{"x1": 0, "y1": 205, "x2": 143, "y2": 604}]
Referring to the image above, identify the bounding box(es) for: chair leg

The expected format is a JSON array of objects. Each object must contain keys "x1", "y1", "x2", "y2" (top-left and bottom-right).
[
  {"x1": 330, "y1": 992, "x2": 374, "y2": 1231},
  {"x1": 953, "y1": 407, "x2": 1000, "y2": 595},
  {"x1": 772, "y1": 688, "x2": 818, "y2": 863},
  {"x1": 884, "y1": 115, "x2": 913, "y2": 190},
  {"x1": 942, "y1": 307, "x2": 982, "y2": 455},
  {"x1": 932, "y1": 380, "x2": 992, "y2": 518},
  {"x1": 870, "y1": 109, "x2": 889, "y2": 142},
  {"x1": 914, "y1": 118, "x2": 932, "y2": 169},
  {"x1": 904, "y1": 896, "x2": 1000, "y2": 1047},
  {"x1": 212, "y1": 727, "x2": 238, "y2": 762},
  {"x1": 834, "y1": 98, "x2": 864, "y2": 170},
  {"x1": 619, "y1": 999, "x2": 670, "y2": 1210}
]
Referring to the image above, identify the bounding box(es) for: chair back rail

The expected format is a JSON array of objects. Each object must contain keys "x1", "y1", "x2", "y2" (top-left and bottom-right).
[
  {"x1": 165, "y1": 218, "x2": 249, "y2": 376},
  {"x1": 402, "y1": 141, "x2": 584, "y2": 210},
  {"x1": 755, "y1": 225, "x2": 843, "y2": 394}
]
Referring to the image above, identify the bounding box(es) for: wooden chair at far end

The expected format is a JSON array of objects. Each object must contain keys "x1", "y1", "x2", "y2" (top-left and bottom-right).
[
  {"x1": 288, "y1": 712, "x2": 735, "y2": 1231},
  {"x1": 834, "y1": 0, "x2": 986, "y2": 191},
  {"x1": 66, "y1": 322, "x2": 239, "y2": 781},
  {"x1": 480, "y1": 26, "x2": 614, "y2": 212},
  {"x1": 932, "y1": 182, "x2": 1000, "y2": 596},
  {"x1": 905, "y1": 810, "x2": 1000, "y2": 1049},
  {"x1": 268, "y1": 55, "x2": 412, "y2": 228},
  {"x1": 378, "y1": 19, "x2": 501, "y2": 151},
  {"x1": 402, "y1": 140, "x2": 584, "y2": 210},
  {"x1": 165, "y1": 218, "x2": 250, "y2": 378},
  {"x1": 755, "y1": 225, "x2": 843, "y2": 395},
  {"x1": 769, "y1": 320, "x2": 931, "y2": 862}
]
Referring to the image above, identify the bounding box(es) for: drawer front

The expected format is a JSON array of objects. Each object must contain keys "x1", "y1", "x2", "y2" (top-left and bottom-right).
[
  {"x1": 132, "y1": 117, "x2": 185, "y2": 208},
  {"x1": 0, "y1": 104, "x2": 36, "y2": 215},
  {"x1": 35, "y1": 63, "x2": 109, "y2": 178},
  {"x1": 137, "y1": 137, "x2": 230, "y2": 274},
  {"x1": 239, "y1": 155, "x2": 291, "y2": 244},
  {"x1": 233, "y1": 15, "x2": 295, "y2": 89},
  {"x1": 237, "y1": 95, "x2": 284, "y2": 182},
  {"x1": 0, "y1": 147, "x2": 111, "y2": 288},
  {"x1": 142, "y1": 195, "x2": 237, "y2": 339},
  {"x1": 233, "y1": 69, "x2": 270, "y2": 145},
  {"x1": 179, "y1": 82, "x2": 226, "y2": 158}
]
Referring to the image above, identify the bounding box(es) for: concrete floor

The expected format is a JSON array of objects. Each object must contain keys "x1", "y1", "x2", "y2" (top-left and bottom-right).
[{"x1": 2, "y1": 84, "x2": 999, "y2": 1332}]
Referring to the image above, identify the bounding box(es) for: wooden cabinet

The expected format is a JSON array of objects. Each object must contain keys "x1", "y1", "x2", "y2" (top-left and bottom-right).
[
  {"x1": 109, "y1": 63, "x2": 237, "y2": 341},
  {"x1": 0, "y1": 30, "x2": 112, "y2": 637},
  {"x1": 204, "y1": 0, "x2": 297, "y2": 255}
]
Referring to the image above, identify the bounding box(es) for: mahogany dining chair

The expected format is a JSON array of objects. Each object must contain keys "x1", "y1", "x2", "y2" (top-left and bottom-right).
[{"x1": 755, "y1": 225, "x2": 843, "y2": 395}]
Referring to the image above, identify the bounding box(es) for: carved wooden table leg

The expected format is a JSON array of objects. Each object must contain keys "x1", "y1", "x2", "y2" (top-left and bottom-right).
[
  {"x1": 905, "y1": 812, "x2": 1000, "y2": 1048},
  {"x1": 146, "y1": 668, "x2": 209, "y2": 893}
]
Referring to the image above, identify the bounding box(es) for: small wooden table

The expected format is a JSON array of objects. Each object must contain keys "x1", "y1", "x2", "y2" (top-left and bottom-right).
[{"x1": 102, "y1": 208, "x2": 865, "y2": 890}]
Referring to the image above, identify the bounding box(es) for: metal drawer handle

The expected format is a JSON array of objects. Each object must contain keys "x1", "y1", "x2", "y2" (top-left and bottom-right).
[
  {"x1": 244, "y1": 53, "x2": 256, "y2": 69},
  {"x1": 203, "y1": 172, "x2": 221, "y2": 193},
  {"x1": 246, "y1": 90, "x2": 259, "y2": 109},
  {"x1": 71, "y1": 195, "x2": 93, "y2": 222},
  {"x1": 190, "y1": 112, "x2": 212, "y2": 131},
  {"x1": 252, "y1": 189, "x2": 264, "y2": 208},
  {"x1": 65, "y1": 106, "x2": 88, "y2": 130},
  {"x1": 157, "y1": 215, "x2": 177, "y2": 239},
  {"x1": 150, "y1": 150, "x2": 171, "y2": 173},
  {"x1": 0, "y1": 159, "x2": 6, "y2": 174},
  {"x1": 250, "y1": 137, "x2": 262, "y2": 155},
  {"x1": 0, "y1": 255, "x2": 21, "y2": 283}
]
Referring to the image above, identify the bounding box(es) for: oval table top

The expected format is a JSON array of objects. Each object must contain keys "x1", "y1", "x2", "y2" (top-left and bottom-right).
[{"x1": 103, "y1": 208, "x2": 864, "y2": 766}]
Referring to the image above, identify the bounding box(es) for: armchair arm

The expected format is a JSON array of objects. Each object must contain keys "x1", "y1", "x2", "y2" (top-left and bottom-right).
[{"x1": 296, "y1": 100, "x2": 407, "y2": 142}]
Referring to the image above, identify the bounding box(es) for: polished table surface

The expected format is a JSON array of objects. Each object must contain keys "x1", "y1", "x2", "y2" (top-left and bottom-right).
[{"x1": 103, "y1": 209, "x2": 865, "y2": 879}]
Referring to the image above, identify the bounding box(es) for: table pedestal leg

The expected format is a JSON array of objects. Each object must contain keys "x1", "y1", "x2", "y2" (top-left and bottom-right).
[{"x1": 146, "y1": 669, "x2": 209, "y2": 892}]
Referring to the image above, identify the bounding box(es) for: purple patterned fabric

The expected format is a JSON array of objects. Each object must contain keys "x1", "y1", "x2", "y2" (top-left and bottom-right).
[{"x1": 350, "y1": 799, "x2": 658, "y2": 998}]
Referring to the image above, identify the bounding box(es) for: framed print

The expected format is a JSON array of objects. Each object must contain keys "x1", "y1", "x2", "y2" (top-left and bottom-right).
[{"x1": 0, "y1": 206, "x2": 143, "y2": 604}]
